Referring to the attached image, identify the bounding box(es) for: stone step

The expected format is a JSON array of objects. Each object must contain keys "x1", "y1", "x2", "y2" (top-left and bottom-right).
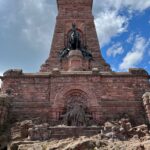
[{"x1": 48, "y1": 127, "x2": 101, "y2": 139}]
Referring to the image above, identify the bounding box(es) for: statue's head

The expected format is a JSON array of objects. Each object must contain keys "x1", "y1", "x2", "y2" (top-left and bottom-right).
[{"x1": 72, "y1": 23, "x2": 76, "y2": 30}]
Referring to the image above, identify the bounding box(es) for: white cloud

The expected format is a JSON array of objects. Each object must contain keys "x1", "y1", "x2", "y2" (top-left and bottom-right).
[
  {"x1": 1, "y1": 0, "x2": 150, "y2": 51},
  {"x1": 119, "y1": 35, "x2": 150, "y2": 70},
  {"x1": 20, "y1": 0, "x2": 57, "y2": 51},
  {"x1": 95, "y1": 11, "x2": 128, "y2": 47},
  {"x1": 93, "y1": 0, "x2": 150, "y2": 47},
  {"x1": 0, "y1": 0, "x2": 57, "y2": 52},
  {"x1": 107, "y1": 43, "x2": 124, "y2": 57},
  {"x1": 127, "y1": 33, "x2": 135, "y2": 43},
  {"x1": 94, "y1": 0, "x2": 150, "y2": 13},
  {"x1": 123, "y1": 0, "x2": 150, "y2": 12}
]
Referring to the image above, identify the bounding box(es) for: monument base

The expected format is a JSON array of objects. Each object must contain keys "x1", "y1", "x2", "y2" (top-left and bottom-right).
[{"x1": 68, "y1": 50, "x2": 83, "y2": 71}]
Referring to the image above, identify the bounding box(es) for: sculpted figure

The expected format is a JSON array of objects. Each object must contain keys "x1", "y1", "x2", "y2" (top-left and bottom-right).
[
  {"x1": 63, "y1": 102, "x2": 88, "y2": 126},
  {"x1": 69, "y1": 23, "x2": 81, "y2": 50},
  {"x1": 58, "y1": 47, "x2": 70, "y2": 61},
  {"x1": 80, "y1": 46, "x2": 93, "y2": 61},
  {"x1": 58, "y1": 23, "x2": 93, "y2": 61}
]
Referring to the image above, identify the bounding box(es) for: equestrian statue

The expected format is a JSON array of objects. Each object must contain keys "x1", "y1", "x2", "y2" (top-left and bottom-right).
[{"x1": 59, "y1": 23, "x2": 93, "y2": 61}]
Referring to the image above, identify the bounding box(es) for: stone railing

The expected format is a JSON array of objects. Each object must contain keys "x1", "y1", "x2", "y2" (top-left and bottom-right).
[{"x1": 142, "y1": 92, "x2": 150, "y2": 124}]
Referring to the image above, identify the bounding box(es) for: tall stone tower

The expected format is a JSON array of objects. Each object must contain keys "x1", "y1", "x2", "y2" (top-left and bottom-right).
[
  {"x1": 0, "y1": 0, "x2": 150, "y2": 127},
  {"x1": 40, "y1": 0, "x2": 111, "y2": 72}
]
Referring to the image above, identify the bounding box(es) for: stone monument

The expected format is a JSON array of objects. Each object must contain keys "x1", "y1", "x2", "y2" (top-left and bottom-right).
[{"x1": 0, "y1": 0, "x2": 150, "y2": 128}]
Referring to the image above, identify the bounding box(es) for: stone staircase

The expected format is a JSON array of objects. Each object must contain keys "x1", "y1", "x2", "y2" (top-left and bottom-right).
[{"x1": 49, "y1": 127, "x2": 101, "y2": 139}]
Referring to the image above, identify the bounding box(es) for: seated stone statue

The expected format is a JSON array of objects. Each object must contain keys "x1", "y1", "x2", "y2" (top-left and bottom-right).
[{"x1": 62, "y1": 102, "x2": 90, "y2": 126}]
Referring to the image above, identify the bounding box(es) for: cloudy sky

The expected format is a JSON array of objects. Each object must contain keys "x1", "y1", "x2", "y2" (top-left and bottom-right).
[{"x1": 0, "y1": 0, "x2": 150, "y2": 83}]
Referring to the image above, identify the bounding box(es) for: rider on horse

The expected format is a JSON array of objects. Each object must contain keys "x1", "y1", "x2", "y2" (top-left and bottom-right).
[
  {"x1": 69, "y1": 23, "x2": 81, "y2": 50},
  {"x1": 59, "y1": 23, "x2": 93, "y2": 61}
]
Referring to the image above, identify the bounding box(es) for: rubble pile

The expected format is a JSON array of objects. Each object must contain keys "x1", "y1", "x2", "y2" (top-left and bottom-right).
[
  {"x1": 7, "y1": 117, "x2": 150, "y2": 150},
  {"x1": 101, "y1": 118, "x2": 150, "y2": 141},
  {"x1": 28, "y1": 123, "x2": 51, "y2": 141},
  {"x1": 9, "y1": 134, "x2": 150, "y2": 150}
]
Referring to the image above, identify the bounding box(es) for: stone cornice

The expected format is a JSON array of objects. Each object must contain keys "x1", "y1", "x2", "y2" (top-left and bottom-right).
[{"x1": 0, "y1": 71, "x2": 150, "y2": 79}]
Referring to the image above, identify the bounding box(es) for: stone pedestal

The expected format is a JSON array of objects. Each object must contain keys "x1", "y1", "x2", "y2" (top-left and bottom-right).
[{"x1": 68, "y1": 50, "x2": 83, "y2": 71}]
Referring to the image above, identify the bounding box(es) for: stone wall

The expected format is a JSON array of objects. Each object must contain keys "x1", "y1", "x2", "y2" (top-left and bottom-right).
[
  {"x1": 1, "y1": 70, "x2": 150, "y2": 125},
  {"x1": 0, "y1": 94, "x2": 10, "y2": 130},
  {"x1": 40, "y1": 0, "x2": 110, "y2": 72},
  {"x1": 1, "y1": 77, "x2": 50, "y2": 122}
]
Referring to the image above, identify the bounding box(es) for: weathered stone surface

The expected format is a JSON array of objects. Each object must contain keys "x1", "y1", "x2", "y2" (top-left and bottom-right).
[
  {"x1": 8, "y1": 141, "x2": 36, "y2": 150},
  {"x1": 143, "y1": 92, "x2": 150, "y2": 124},
  {"x1": 20, "y1": 120, "x2": 34, "y2": 138},
  {"x1": 1, "y1": 72, "x2": 150, "y2": 125},
  {"x1": 8, "y1": 128, "x2": 150, "y2": 150},
  {"x1": 40, "y1": 0, "x2": 111, "y2": 72},
  {"x1": 6, "y1": 117, "x2": 150, "y2": 149},
  {"x1": 18, "y1": 144, "x2": 43, "y2": 150},
  {"x1": 9, "y1": 120, "x2": 101, "y2": 141},
  {"x1": 0, "y1": 2, "x2": 150, "y2": 148},
  {"x1": 0, "y1": 94, "x2": 10, "y2": 150},
  {"x1": 68, "y1": 50, "x2": 83, "y2": 71},
  {"x1": 28, "y1": 123, "x2": 50, "y2": 141},
  {"x1": 0, "y1": 134, "x2": 9, "y2": 150},
  {"x1": 129, "y1": 68, "x2": 148, "y2": 75},
  {"x1": 3, "y1": 69, "x2": 23, "y2": 77},
  {"x1": 0, "y1": 93, "x2": 10, "y2": 128},
  {"x1": 102, "y1": 117, "x2": 150, "y2": 141}
]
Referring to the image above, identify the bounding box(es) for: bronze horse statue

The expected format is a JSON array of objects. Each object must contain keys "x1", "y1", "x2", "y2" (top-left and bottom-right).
[
  {"x1": 69, "y1": 23, "x2": 81, "y2": 50},
  {"x1": 59, "y1": 23, "x2": 93, "y2": 61}
]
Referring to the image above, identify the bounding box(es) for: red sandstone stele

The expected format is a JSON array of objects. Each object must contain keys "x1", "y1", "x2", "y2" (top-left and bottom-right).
[{"x1": 0, "y1": 0, "x2": 150, "y2": 129}]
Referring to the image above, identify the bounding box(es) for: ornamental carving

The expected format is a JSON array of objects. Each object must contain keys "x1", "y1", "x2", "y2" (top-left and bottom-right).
[{"x1": 61, "y1": 92, "x2": 94, "y2": 126}]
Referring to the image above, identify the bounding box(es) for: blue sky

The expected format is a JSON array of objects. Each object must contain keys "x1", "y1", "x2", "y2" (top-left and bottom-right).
[{"x1": 0, "y1": 0, "x2": 150, "y2": 81}]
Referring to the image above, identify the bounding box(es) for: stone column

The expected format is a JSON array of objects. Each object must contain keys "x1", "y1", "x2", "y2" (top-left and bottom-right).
[
  {"x1": 142, "y1": 92, "x2": 150, "y2": 124},
  {"x1": 68, "y1": 50, "x2": 83, "y2": 71}
]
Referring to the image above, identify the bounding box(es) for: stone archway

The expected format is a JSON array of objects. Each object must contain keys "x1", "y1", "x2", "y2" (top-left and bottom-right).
[
  {"x1": 64, "y1": 89, "x2": 88, "y2": 107},
  {"x1": 52, "y1": 85, "x2": 99, "y2": 122},
  {"x1": 53, "y1": 85, "x2": 98, "y2": 108},
  {"x1": 60, "y1": 90, "x2": 94, "y2": 126}
]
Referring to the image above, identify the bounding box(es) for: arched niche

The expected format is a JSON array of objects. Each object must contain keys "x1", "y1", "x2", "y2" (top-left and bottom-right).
[
  {"x1": 53, "y1": 84, "x2": 98, "y2": 108},
  {"x1": 66, "y1": 28, "x2": 85, "y2": 48}
]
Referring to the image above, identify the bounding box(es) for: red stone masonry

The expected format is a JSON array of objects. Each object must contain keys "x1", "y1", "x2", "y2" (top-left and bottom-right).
[
  {"x1": 0, "y1": 69, "x2": 150, "y2": 125},
  {"x1": 0, "y1": 0, "x2": 150, "y2": 125},
  {"x1": 40, "y1": 0, "x2": 110, "y2": 72}
]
